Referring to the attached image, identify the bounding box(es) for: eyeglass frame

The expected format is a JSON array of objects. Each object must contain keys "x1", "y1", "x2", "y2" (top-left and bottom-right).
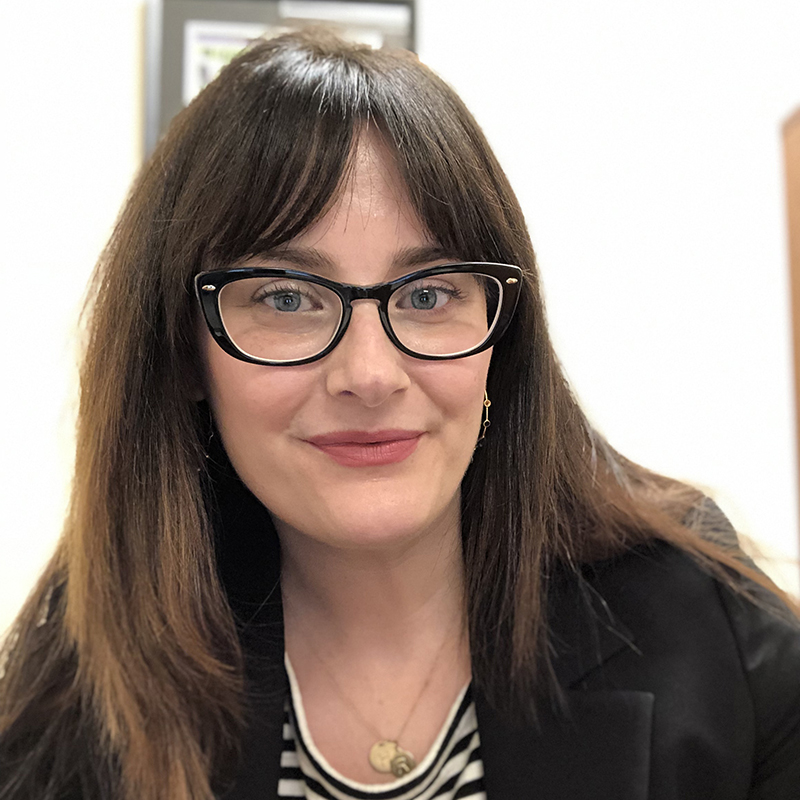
[{"x1": 195, "y1": 261, "x2": 523, "y2": 367}]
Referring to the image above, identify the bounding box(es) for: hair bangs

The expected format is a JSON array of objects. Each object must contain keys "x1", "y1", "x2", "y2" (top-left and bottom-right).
[
  {"x1": 166, "y1": 31, "x2": 534, "y2": 274},
  {"x1": 355, "y1": 53, "x2": 535, "y2": 274},
  {"x1": 160, "y1": 34, "x2": 384, "y2": 279}
]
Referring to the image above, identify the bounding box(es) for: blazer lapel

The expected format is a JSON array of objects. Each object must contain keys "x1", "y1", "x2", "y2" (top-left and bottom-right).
[
  {"x1": 222, "y1": 686, "x2": 286, "y2": 799},
  {"x1": 219, "y1": 599, "x2": 289, "y2": 800},
  {"x1": 475, "y1": 687, "x2": 653, "y2": 800},
  {"x1": 214, "y1": 462, "x2": 289, "y2": 799},
  {"x1": 475, "y1": 568, "x2": 653, "y2": 800}
]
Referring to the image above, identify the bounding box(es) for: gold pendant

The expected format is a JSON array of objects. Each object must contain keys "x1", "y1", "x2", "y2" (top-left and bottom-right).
[
  {"x1": 368, "y1": 740, "x2": 417, "y2": 777},
  {"x1": 390, "y1": 748, "x2": 416, "y2": 777}
]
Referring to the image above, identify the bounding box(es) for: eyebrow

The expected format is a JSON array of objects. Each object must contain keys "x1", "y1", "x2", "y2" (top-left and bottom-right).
[
  {"x1": 245, "y1": 246, "x2": 337, "y2": 274},
  {"x1": 393, "y1": 245, "x2": 464, "y2": 271},
  {"x1": 241, "y1": 243, "x2": 464, "y2": 278}
]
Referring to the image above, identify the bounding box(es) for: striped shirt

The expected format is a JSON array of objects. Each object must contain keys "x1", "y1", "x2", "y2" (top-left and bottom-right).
[{"x1": 278, "y1": 658, "x2": 487, "y2": 800}]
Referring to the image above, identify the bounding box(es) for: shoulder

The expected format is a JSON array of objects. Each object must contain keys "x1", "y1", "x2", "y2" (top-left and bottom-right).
[
  {"x1": 568, "y1": 522, "x2": 800, "y2": 799},
  {"x1": 578, "y1": 503, "x2": 800, "y2": 698},
  {"x1": 478, "y1": 527, "x2": 800, "y2": 800},
  {"x1": 583, "y1": 505, "x2": 800, "y2": 672}
]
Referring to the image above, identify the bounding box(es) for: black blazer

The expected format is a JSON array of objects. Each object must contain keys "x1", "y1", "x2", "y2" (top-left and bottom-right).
[{"x1": 221, "y1": 533, "x2": 800, "y2": 800}]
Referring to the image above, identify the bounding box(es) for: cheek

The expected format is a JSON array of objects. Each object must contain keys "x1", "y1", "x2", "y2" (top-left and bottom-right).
[
  {"x1": 202, "y1": 335, "x2": 313, "y2": 456},
  {"x1": 201, "y1": 335, "x2": 491, "y2": 543},
  {"x1": 414, "y1": 351, "x2": 491, "y2": 437}
]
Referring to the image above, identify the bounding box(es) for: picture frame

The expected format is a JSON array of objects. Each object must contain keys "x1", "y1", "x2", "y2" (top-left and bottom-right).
[{"x1": 144, "y1": 0, "x2": 416, "y2": 154}]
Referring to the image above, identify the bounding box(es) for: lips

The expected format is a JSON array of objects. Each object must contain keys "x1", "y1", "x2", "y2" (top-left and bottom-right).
[{"x1": 305, "y1": 430, "x2": 424, "y2": 467}]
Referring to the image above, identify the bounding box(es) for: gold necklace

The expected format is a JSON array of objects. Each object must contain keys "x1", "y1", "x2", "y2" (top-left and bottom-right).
[{"x1": 309, "y1": 631, "x2": 456, "y2": 778}]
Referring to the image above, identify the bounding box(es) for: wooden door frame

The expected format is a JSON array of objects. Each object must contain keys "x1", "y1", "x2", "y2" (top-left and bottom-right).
[{"x1": 783, "y1": 107, "x2": 800, "y2": 549}]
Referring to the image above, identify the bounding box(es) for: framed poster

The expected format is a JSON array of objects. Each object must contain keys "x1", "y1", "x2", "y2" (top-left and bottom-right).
[{"x1": 145, "y1": 0, "x2": 416, "y2": 154}]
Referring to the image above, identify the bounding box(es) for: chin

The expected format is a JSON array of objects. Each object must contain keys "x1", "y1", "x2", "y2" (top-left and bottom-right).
[
  {"x1": 327, "y1": 514, "x2": 440, "y2": 550},
  {"x1": 273, "y1": 488, "x2": 460, "y2": 553}
]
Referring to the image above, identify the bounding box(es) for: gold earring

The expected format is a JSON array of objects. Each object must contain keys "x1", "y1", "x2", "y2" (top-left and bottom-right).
[{"x1": 476, "y1": 390, "x2": 491, "y2": 442}]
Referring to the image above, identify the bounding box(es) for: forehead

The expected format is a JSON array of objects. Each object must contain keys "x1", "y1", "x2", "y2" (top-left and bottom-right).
[
  {"x1": 300, "y1": 133, "x2": 425, "y2": 245},
  {"x1": 243, "y1": 134, "x2": 461, "y2": 282}
]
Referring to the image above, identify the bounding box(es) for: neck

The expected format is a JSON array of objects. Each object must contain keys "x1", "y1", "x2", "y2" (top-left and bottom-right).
[
  {"x1": 278, "y1": 507, "x2": 466, "y2": 657},
  {"x1": 277, "y1": 507, "x2": 473, "y2": 784}
]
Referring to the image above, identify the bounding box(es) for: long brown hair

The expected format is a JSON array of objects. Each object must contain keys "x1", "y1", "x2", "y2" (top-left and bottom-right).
[{"x1": 0, "y1": 30, "x2": 795, "y2": 800}]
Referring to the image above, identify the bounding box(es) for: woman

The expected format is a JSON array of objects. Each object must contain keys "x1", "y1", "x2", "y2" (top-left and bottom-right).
[{"x1": 1, "y1": 30, "x2": 798, "y2": 800}]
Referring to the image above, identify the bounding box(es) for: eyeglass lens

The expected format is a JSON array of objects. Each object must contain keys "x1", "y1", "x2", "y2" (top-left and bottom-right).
[{"x1": 217, "y1": 271, "x2": 503, "y2": 362}]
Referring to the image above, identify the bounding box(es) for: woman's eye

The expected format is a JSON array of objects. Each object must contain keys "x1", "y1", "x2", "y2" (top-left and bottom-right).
[
  {"x1": 397, "y1": 282, "x2": 462, "y2": 311},
  {"x1": 269, "y1": 290, "x2": 304, "y2": 312},
  {"x1": 409, "y1": 287, "x2": 441, "y2": 310},
  {"x1": 253, "y1": 283, "x2": 323, "y2": 312}
]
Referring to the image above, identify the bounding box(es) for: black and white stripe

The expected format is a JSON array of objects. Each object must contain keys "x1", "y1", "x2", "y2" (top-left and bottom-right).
[{"x1": 277, "y1": 662, "x2": 486, "y2": 800}]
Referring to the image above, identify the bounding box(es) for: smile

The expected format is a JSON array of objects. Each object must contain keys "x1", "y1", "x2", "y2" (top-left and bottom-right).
[{"x1": 305, "y1": 430, "x2": 424, "y2": 467}]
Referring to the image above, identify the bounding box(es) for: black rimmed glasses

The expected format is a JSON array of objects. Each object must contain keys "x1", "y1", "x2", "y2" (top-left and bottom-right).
[{"x1": 195, "y1": 262, "x2": 523, "y2": 366}]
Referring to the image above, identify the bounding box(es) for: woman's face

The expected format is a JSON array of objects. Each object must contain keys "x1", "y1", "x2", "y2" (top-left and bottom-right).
[{"x1": 202, "y1": 136, "x2": 491, "y2": 551}]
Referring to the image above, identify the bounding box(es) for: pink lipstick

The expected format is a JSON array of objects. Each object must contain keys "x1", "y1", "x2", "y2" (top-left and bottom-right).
[{"x1": 305, "y1": 430, "x2": 423, "y2": 467}]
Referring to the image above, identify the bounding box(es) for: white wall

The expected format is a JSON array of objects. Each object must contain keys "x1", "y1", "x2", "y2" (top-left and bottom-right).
[
  {"x1": 417, "y1": 0, "x2": 800, "y2": 593},
  {"x1": 1, "y1": 0, "x2": 798, "y2": 636},
  {"x1": 0, "y1": 0, "x2": 143, "y2": 634}
]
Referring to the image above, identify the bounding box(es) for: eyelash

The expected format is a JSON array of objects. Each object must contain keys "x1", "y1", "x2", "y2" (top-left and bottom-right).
[
  {"x1": 252, "y1": 282, "x2": 322, "y2": 305},
  {"x1": 396, "y1": 283, "x2": 466, "y2": 302}
]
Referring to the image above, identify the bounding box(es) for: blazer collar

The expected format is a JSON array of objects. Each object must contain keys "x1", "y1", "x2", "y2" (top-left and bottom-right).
[{"x1": 548, "y1": 563, "x2": 640, "y2": 687}]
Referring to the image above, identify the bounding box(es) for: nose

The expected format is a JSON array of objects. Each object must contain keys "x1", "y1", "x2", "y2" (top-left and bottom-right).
[{"x1": 324, "y1": 300, "x2": 411, "y2": 406}]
